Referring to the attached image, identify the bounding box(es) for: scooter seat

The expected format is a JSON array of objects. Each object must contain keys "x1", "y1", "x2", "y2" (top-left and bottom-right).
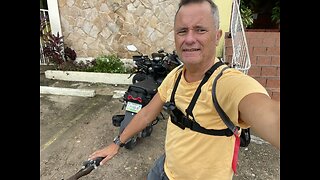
[{"x1": 129, "y1": 77, "x2": 158, "y2": 95}]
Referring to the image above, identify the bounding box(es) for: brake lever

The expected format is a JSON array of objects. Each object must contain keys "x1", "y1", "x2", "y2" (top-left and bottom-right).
[{"x1": 82, "y1": 156, "x2": 104, "y2": 169}]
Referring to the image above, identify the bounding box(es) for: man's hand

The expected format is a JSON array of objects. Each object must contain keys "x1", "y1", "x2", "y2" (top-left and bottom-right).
[{"x1": 88, "y1": 143, "x2": 120, "y2": 165}]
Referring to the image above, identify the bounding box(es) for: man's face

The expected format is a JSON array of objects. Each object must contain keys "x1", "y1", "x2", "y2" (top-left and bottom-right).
[{"x1": 174, "y1": 2, "x2": 221, "y2": 66}]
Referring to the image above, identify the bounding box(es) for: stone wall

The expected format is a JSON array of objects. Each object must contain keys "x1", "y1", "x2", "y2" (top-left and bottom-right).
[{"x1": 58, "y1": 0, "x2": 178, "y2": 59}]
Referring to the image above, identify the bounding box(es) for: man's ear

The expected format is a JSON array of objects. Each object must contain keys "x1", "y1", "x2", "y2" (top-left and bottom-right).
[{"x1": 215, "y1": 29, "x2": 223, "y2": 46}]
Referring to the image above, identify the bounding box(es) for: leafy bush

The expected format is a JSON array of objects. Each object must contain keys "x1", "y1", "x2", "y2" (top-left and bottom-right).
[
  {"x1": 240, "y1": 0, "x2": 254, "y2": 28},
  {"x1": 85, "y1": 55, "x2": 130, "y2": 73},
  {"x1": 64, "y1": 46, "x2": 77, "y2": 61},
  {"x1": 40, "y1": 15, "x2": 131, "y2": 73},
  {"x1": 42, "y1": 33, "x2": 65, "y2": 63},
  {"x1": 271, "y1": 1, "x2": 280, "y2": 24},
  {"x1": 40, "y1": 15, "x2": 77, "y2": 69}
]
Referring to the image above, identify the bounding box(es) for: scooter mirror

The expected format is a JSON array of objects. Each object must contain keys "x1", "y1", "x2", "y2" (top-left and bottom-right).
[{"x1": 127, "y1": 45, "x2": 138, "y2": 52}]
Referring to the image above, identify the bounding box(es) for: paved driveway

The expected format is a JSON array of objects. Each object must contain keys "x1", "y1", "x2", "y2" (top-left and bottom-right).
[{"x1": 40, "y1": 71, "x2": 280, "y2": 180}]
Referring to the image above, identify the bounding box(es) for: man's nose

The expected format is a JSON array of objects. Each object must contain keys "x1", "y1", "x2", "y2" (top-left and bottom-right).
[{"x1": 184, "y1": 30, "x2": 196, "y2": 44}]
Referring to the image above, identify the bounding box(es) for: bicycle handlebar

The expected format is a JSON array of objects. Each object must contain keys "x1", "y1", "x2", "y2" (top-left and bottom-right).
[{"x1": 62, "y1": 157, "x2": 104, "y2": 180}]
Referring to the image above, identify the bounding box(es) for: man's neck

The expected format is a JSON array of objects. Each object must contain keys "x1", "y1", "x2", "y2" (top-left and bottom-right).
[{"x1": 184, "y1": 58, "x2": 217, "y2": 83}]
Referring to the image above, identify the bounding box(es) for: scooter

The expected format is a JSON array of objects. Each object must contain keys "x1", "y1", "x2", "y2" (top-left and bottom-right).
[{"x1": 112, "y1": 45, "x2": 181, "y2": 149}]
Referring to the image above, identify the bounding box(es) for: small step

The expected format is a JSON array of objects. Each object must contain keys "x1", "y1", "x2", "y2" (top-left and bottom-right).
[
  {"x1": 40, "y1": 86, "x2": 96, "y2": 97},
  {"x1": 45, "y1": 70, "x2": 133, "y2": 85}
]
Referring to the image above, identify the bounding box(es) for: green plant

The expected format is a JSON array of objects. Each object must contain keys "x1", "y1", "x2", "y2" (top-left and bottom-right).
[
  {"x1": 86, "y1": 55, "x2": 129, "y2": 73},
  {"x1": 240, "y1": 0, "x2": 254, "y2": 28},
  {"x1": 271, "y1": 1, "x2": 280, "y2": 24}
]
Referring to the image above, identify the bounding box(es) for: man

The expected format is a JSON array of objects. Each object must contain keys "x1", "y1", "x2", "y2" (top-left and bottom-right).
[{"x1": 89, "y1": 0, "x2": 280, "y2": 179}]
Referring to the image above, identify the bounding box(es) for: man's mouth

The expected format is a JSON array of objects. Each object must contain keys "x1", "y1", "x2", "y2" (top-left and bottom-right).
[{"x1": 182, "y1": 48, "x2": 200, "y2": 52}]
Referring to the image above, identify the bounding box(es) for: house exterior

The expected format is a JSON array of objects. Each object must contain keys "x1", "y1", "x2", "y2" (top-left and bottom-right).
[
  {"x1": 45, "y1": 0, "x2": 232, "y2": 59},
  {"x1": 224, "y1": 31, "x2": 280, "y2": 101},
  {"x1": 43, "y1": 0, "x2": 279, "y2": 100}
]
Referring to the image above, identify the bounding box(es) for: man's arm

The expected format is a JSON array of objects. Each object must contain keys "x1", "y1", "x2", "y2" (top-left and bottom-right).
[
  {"x1": 89, "y1": 92, "x2": 165, "y2": 165},
  {"x1": 118, "y1": 93, "x2": 165, "y2": 145},
  {"x1": 238, "y1": 93, "x2": 280, "y2": 149}
]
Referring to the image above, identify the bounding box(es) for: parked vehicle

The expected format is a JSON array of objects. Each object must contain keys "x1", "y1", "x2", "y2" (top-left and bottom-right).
[{"x1": 112, "y1": 45, "x2": 181, "y2": 149}]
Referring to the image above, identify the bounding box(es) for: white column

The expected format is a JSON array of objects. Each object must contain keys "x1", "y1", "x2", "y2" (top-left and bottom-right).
[
  {"x1": 47, "y1": 0, "x2": 62, "y2": 36},
  {"x1": 214, "y1": 0, "x2": 233, "y2": 58}
]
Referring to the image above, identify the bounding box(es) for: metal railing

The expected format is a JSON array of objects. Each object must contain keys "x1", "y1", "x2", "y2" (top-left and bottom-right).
[
  {"x1": 229, "y1": 0, "x2": 251, "y2": 75},
  {"x1": 40, "y1": 9, "x2": 51, "y2": 65}
]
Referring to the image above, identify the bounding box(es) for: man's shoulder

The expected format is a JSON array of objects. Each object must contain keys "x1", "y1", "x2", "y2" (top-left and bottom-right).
[
  {"x1": 173, "y1": 64, "x2": 184, "y2": 73},
  {"x1": 166, "y1": 64, "x2": 184, "y2": 79},
  {"x1": 220, "y1": 67, "x2": 248, "y2": 78},
  {"x1": 217, "y1": 67, "x2": 266, "y2": 92}
]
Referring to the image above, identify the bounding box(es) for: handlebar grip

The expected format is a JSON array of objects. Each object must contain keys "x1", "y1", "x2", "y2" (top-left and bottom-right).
[
  {"x1": 82, "y1": 156, "x2": 105, "y2": 168},
  {"x1": 94, "y1": 157, "x2": 104, "y2": 166}
]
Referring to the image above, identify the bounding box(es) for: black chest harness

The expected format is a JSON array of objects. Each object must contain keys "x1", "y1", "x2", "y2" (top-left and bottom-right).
[{"x1": 163, "y1": 61, "x2": 240, "y2": 137}]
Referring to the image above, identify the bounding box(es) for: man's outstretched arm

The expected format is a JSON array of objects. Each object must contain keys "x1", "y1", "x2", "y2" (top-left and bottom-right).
[
  {"x1": 89, "y1": 93, "x2": 165, "y2": 165},
  {"x1": 239, "y1": 93, "x2": 280, "y2": 149}
]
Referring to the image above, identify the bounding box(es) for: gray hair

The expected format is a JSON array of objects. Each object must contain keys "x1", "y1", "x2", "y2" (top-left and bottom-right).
[{"x1": 174, "y1": 0, "x2": 220, "y2": 29}]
